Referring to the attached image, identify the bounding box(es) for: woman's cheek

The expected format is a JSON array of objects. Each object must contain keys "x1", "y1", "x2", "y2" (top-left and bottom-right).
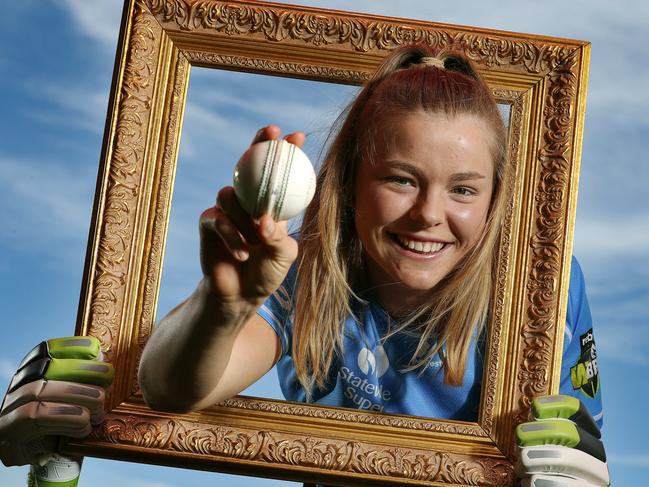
[
  {"x1": 366, "y1": 189, "x2": 399, "y2": 222},
  {"x1": 450, "y1": 205, "x2": 489, "y2": 244}
]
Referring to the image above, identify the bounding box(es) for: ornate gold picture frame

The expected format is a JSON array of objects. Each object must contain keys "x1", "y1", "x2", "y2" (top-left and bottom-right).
[{"x1": 66, "y1": 1, "x2": 590, "y2": 485}]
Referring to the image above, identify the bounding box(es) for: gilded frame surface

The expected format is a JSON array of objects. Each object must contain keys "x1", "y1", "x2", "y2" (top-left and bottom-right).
[{"x1": 66, "y1": 1, "x2": 590, "y2": 485}]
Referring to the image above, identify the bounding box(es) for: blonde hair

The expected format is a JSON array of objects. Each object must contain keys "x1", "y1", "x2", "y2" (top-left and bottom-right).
[{"x1": 293, "y1": 45, "x2": 509, "y2": 396}]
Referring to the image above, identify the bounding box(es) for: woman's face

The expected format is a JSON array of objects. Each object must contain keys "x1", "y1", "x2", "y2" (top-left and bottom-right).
[{"x1": 354, "y1": 110, "x2": 495, "y2": 312}]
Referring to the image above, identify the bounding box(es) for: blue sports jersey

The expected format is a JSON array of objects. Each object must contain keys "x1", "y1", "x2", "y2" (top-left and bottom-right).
[
  {"x1": 258, "y1": 256, "x2": 603, "y2": 425},
  {"x1": 560, "y1": 257, "x2": 603, "y2": 427}
]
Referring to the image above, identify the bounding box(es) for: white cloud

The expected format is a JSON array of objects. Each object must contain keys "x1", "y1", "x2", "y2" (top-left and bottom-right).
[
  {"x1": 574, "y1": 213, "x2": 649, "y2": 257},
  {"x1": 280, "y1": 0, "x2": 647, "y2": 37},
  {"x1": 435, "y1": 1, "x2": 635, "y2": 33},
  {"x1": 595, "y1": 322, "x2": 649, "y2": 366},
  {"x1": 59, "y1": 0, "x2": 121, "y2": 50},
  {"x1": 280, "y1": 0, "x2": 649, "y2": 130},
  {"x1": 179, "y1": 102, "x2": 251, "y2": 161},
  {"x1": 0, "y1": 157, "x2": 93, "y2": 262},
  {"x1": 575, "y1": 259, "x2": 649, "y2": 369},
  {"x1": 181, "y1": 70, "x2": 353, "y2": 166},
  {"x1": 57, "y1": 0, "x2": 649, "y2": 133},
  {"x1": 195, "y1": 82, "x2": 349, "y2": 133},
  {"x1": 27, "y1": 82, "x2": 109, "y2": 134}
]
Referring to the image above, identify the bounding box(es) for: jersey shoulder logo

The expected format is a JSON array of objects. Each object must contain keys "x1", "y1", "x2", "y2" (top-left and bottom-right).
[{"x1": 570, "y1": 328, "x2": 599, "y2": 398}]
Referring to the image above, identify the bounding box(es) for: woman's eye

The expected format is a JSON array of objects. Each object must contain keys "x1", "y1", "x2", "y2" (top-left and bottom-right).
[
  {"x1": 452, "y1": 186, "x2": 475, "y2": 196},
  {"x1": 385, "y1": 176, "x2": 414, "y2": 186}
]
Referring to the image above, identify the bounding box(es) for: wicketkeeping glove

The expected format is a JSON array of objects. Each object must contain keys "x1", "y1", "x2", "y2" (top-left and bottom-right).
[
  {"x1": 0, "y1": 336, "x2": 114, "y2": 485},
  {"x1": 516, "y1": 394, "x2": 610, "y2": 487}
]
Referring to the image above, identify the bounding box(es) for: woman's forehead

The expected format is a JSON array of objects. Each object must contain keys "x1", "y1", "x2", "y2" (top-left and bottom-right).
[{"x1": 366, "y1": 111, "x2": 495, "y2": 169}]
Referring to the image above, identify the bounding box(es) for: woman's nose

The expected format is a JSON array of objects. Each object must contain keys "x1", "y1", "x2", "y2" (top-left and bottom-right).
[{"x1": 409, "y1": 190, "x2": 445, "y2": 226}]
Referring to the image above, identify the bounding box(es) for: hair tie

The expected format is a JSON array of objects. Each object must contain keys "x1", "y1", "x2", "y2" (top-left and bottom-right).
[{"x1": 419, "y1": 57, "x2": 445, "y2": 69}]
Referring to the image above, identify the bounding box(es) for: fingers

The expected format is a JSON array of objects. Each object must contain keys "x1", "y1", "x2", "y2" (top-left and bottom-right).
[
  {"x1": 202, "y1": 186, "x2": 295, "y2": 263},
  {"x1": 0, "y1": 399, "x2": 93, "y2": 465},
  {"x1": 201, "y1": 186, "x2": 257, "y2": 262},
  {"x1": 516, "y1": 418, "x2": 606, "y2": 463},
  {"x1": 0, "y1": 400, "x2": 92, "y2": 446},
  {"x1": 251, "y1": 125, "x2": 281, "y2": 145},
  {"x1": 9, "y1": 357, "x2": 114, "y2": 395},
  {"x1": 2, "y1": 380, "x2": 105, "y2": 425},
  {"x1": 46, "y1": 337, "x2": 103, "y2": 361},
  {"x1": 284, "y1": 131, "x2": 306, "y2": 148},
  {"x1": 200, "y1": 207, "x2": 249, "y2": 262},
  {"x1": 44, "y1": 358, "x2": 114, "y2": 390},
  {"x1": 516, "y1": 445, "x2": 610, "y2": 486},
  {"x1": 7, "y1": 337, "x2": 114, "y2": 400},
  {"x1": 251, "y1": 125, "x2": 306, "y2": 148},
  {"x1": 256, "y1": 215, "x2": 299, "y2": 269},
  {"x1": 257, "y1": 215, "x2": 291, "y2": 246},
  {"x1": 15, "y1": 337, "x2": 102, "y2": 375},
  {"x1": 0, "y1": 337, "x2": 110, "y2": 467},
  {"x1": 531, "y1": 394, "x2": 600, "y2": 439},
  {"x1": 217, "y1": 186, "x2": 260, "y2": 243}
]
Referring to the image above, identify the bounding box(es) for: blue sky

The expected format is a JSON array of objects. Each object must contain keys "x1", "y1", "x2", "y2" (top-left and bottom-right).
[{"x1": 1, "y1": 1, "x2": 648, "y2": 485}]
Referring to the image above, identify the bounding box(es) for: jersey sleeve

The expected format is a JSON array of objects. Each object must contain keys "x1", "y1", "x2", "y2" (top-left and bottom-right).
[
  {"x1": 256, "y1": 265, "x2": 297, "y2": 358},
  {"x1": 559, "y1": 256, "x2": 604, "y2": 429}
]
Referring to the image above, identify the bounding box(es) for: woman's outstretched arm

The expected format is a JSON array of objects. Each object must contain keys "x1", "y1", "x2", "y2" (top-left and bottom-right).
[{"x1": 139, "y1": 126, "x2": 303, "y2": 413}]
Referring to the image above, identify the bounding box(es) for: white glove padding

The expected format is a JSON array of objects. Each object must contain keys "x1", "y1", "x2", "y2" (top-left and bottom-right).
[
  {"x1": 517, "y1": 445, "x2": 609, "y2": 486},
  {"x1": 520, "y1": 474, "x2": 600, "y2": 487},
  {"x1": 0, "y1": 337, "x2": 114, "y2": 467},
  {"x1": 516, "y1": 395, "x2": 610, "y2": 487}
]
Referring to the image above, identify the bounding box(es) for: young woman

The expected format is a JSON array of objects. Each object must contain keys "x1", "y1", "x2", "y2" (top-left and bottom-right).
[{"x1": 138, "y1": 45, "x2": 508, "y2": 418}]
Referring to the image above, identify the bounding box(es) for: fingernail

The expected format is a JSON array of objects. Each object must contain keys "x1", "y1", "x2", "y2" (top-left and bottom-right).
[{"x1": 236, "y1": 249, "x2": 249, "y2": 261}]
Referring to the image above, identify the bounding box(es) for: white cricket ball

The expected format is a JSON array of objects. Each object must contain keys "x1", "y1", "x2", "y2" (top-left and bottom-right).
[{"x1": 233, "y1": 139, "x2": 316, "y2": 221}]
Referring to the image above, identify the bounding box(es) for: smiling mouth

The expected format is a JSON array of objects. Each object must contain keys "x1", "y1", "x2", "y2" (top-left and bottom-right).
[{"x1": 392, "y1": 234, "x2": 447, "y2": 254}]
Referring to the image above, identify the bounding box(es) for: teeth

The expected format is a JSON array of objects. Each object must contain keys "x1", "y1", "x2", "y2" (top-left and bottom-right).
[{"x1": 396, "y1": 236, "x2": 444, "y2": 253}]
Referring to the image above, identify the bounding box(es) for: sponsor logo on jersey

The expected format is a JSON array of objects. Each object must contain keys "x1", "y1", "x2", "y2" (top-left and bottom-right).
[
  {"x1": 570, "y1": 328, "x2": 599, "y2": 398},
  {"x1": 339, "y1": 346, "x2": 392, "y2": 412},
  {"x1": 357, "y1": 346, "x2": 389, "y2": 378},
  {"x1": 340, "y1": 365, "x2": 391, "y2": 412}
]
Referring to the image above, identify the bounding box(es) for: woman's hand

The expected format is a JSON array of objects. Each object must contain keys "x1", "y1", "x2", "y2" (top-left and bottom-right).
[
  {"x1": 199, "y1": 125, "x2": 304, "y2": 307},
  {"x1": 516, "y1": 394, "x2": 610, "y2": 486}
]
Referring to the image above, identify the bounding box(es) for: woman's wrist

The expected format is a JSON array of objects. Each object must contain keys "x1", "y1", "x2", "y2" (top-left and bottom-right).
[{"x1": 197, "y1": 276, "x2": 269, "y2": 324}]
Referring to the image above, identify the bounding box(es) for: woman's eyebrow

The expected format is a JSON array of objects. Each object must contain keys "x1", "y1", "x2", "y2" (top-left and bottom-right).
[
  {"x1": 384, "y1": 161, "x2": 422, "y2": 175},
  {"x1": 449, "y1": 171, "x2": 486, "y2": 182}
]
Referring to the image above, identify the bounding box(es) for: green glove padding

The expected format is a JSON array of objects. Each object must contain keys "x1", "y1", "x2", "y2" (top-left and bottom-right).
[
  {"x1": 517, "y1": 395, "x2": 606, "y2": 464},
  {"x1": 517, "y1": 418, "x2": 606, "y2": 463},
  {"x1": 0, "y1": 336, "x2": 113, "y2": 482},
  {"x1": 531, "y1": 394, "x2": 600, "y2": 439},
  {"x1": 6, "y1": 337, "x2": 114, "y2": 397}
]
